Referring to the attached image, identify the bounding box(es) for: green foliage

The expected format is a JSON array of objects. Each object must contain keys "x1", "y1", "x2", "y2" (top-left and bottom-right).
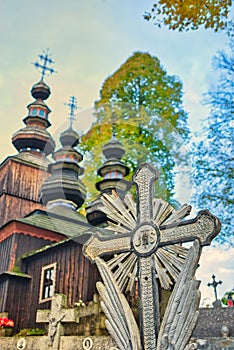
[
  {"x1": 12, "y1": 264, "x2": 21, "y2": 274},
  {"x1": 191, "y1": 23, "x2": 234, "y2": 246},
  {"x1": 17, "y1": 328, "x2": 46, "y2": 336},
  {"x1": 221, "y1": 291, "x2": 234, "y2": 305},
  {"x1": 81, "y1": 52, "x2": 189, "y2": 204},
  {"x1": 144, "y1": 0, "x2": 232, "y2": 32}
]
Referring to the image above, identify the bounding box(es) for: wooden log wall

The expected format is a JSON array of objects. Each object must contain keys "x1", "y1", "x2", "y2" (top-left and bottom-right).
[
  {"x1": 0, "y1": 277, "x2": 8, "y2": 312},
  {"x1": 0, "y1": 158, "x2": 49, "y2": 227},
  {"x1": 19, "y1": 240, "x2": 100, "y2": 330},
  {"x1": 0, "y1": 194, "x2": 45, "y2": 226},
  {"x1": 0, "y1": 275, "x2": 31, "y2": 332},
  {"x1": 0, "y1": 235, "x2": 14, "y2": 274},
  {"x1": 0, "y1": 233, "x2": 54, "y2": 274}
]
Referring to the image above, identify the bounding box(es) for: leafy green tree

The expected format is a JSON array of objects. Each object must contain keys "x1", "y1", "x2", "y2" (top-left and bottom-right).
[
  {"x1": 81, "y1": 52, "x2": 189, "y2": 204},
  {"x1": 144, "y1": 0, "x2": 232, "y2": 32},
  {"x1": 191, "y1": 23, "x2": 234, "y2": 246}
]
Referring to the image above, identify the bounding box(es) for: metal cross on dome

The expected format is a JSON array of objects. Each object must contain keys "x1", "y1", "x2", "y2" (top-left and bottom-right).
[
  {"x1": 32, "y1": 49, "x2": 56, "y2": 80},
  {"x1": 84, "y1": 163, "x2": 221, "y2": 350},
  {"x1": 65, "y1": 96, "x2": 78, "y2": 129}
]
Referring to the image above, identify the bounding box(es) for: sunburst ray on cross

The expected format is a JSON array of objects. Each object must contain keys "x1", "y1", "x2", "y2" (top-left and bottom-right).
[{"x1": 99, "y1": 191, "x2": 191, "y2": 294}]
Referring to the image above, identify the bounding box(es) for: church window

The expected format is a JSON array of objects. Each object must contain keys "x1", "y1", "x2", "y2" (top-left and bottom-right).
[
  {"x1": 32, "y1": 109, "x2": 37, "y2": 115},
  {"x1": 39, "y1": 263, "x2": 56, "y2": 303},
  {"x1": 39, "y1": 110, "x2": 45, "y2": 117}
]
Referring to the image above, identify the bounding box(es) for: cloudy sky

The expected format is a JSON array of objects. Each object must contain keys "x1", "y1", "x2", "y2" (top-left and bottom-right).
[{"x1": 0, "y1": 0, "x2": 233, "y2": 302}]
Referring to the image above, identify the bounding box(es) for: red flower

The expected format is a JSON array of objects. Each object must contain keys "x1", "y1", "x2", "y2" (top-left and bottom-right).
[
  {"x1": 5, "y1": 320, "x2": 14, "y2": 327},
  {"x1": 0, "y1": 317, "x2": 14, "y2": 329}
]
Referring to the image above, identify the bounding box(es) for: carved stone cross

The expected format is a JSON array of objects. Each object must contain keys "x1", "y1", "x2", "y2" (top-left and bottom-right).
[
  {"x1": 36, "y1": 294, "x2": 78, "y2": 350},
  {"x1": 84, "y1": 163, "x2": 220, "y2": 350}
]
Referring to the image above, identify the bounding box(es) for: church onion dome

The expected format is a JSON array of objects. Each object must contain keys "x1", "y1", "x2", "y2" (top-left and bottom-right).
[
  {"x1": 97, "y1": 159, "x2": 129, "y2": 179},
  {"x1": 11, "y1": 50, "x2": 56, "y2": 156},
  {"x1": 12, "y1": 79, "x2": 55, "y2": 156},
  {"x1": 25, "y1": 99, "x2": 51, "y2": 128},
  {"x1": 102, "y1": 138, "x2": 125, "y2": 159},
  {"x1": 40, "y1": 171, "x2": 86, "y2": 210},
  {"x1": 12, "y1": 126, "x2": 55, "y2": 155},
  {"x1": 60, "y1": 127, "x2": 80, "y2": 148},
  {"x1": 40, "y1": 98, "x2": 86, "y2": 210},
  {"x1": 97, "y1": 138, "x2": 130, "y2": 178},
  {"x1": 31, "y1": 79, "x2": 51, "y2": 100},
  {"x1": 96, "y1": 137, "x2": 131, "y2": 192},
  {"x1": 86, "y1": 136, "x2": 131, "y2": 226},
  {"x1": 86, "y1": 197, "x2": 107, "y2": 227}
]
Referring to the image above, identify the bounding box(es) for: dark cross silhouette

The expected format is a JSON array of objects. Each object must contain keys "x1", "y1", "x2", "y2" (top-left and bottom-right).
[
  {"x1": 32, "y1": 49, "x2": 56, "y2": 80},
  {"x1": 207, "y1": 274, "x2": 222, "y2": 301},
  {"x1": 65, "y1": 96, "x2": 78, "y2": 128}
]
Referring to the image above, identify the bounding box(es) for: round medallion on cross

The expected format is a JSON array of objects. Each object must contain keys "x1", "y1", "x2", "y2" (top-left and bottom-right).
[{"x1": 132, "y1": 223, "x2": 160, "y2": 256}]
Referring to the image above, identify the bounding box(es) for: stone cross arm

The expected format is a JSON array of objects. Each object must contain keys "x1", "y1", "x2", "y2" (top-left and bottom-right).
[
  {"x1": 83, "y1": 209, "x2": 221, "y2": 261},
  {"x1": 36, "y1": 308, "x2": 77, "y2": 324},
  {"x1": 36, "y1": 294, "x2": 78, "y2": 324}
]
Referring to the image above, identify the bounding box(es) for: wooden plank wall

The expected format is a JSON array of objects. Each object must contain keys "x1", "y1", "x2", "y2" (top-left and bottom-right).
[
  {"x1": 1, "y1": 159, "x2": 48, "y2": 201},
  {"x1": 0, "y1": 194, "x2": 46, "y2": 227},
  {"x1": 0, "y1": 159, "x2": 49, "y2": 226},
  {"x1": 0, "y1": 278, "x2": 9, "y2": 312},
  {"x1": 14, "y1": 233, "x2": 55, "y2": 270},
  {"x1": 18, "y1": 240, "x2": 100, "y2": 330},
  {"x1": 2, "y1": 275, "x2": 30, "y2": 332},
  {"x1": 0, "y1": 233, "x2": 55, "y2": 274},
  {"x1": 0, "y1": 235, "x2": 14, "y2": 274}
]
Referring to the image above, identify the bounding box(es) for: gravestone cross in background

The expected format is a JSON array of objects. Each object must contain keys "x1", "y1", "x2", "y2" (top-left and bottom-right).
[
  {"x1": 36, "y1": 294, "x2": 78, "y2": 350},
  {"x1": 207, "y1": 274, "x2": 222, "y2": 301},
  {"x1": 84, "y1": 163, "x2": 221, "y2": 350}
]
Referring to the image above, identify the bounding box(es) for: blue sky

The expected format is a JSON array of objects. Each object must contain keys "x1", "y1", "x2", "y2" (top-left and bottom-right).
[
  {"x1": 1, "y1": 0, "x2": 231, "y2": 158},
  {"x1": 0, "y1": 0, "x2": 233, "y2": 302}
]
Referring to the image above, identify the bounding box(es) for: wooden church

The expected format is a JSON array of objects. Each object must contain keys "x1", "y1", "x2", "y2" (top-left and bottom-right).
[
  {"x1": 0, "y1": 53, "x2": 133, "y2": 334},
  {"x1": 2, "y1": 54, "x2": 234, "y2": 350}
]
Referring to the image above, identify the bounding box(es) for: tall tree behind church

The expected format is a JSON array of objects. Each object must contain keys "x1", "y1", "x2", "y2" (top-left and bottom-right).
[
  {"x1": 81, "y1": 52, "x2": 190, "y2": 204},
  {"x1": 191, "y1": 22, "x2": 234, "y2": 246},
  {"x1": 143, "y1": 0, "x2": 232, "y2": 32}
]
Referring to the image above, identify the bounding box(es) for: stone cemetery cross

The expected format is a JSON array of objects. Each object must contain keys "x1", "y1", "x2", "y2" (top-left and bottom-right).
[
  {"x1": 84, "y1": 163, "x2": 220, "y2": 350},
  {"x1": 36, "y1": 294, "x2": 78, "y2": 350}
]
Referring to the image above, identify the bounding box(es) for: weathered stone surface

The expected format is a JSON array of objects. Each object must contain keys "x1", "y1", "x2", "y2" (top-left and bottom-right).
[
  {"x1": 1, "y1": 335, "x2": 234, "y2": 350},
  {"x1": 0, "y1": 336, "x2": 116, "y2": 350},
  {"x1": 193, "y1": 308, "x2": 234, "y2": 338},
  {"x1": 60, "y1": 336, "x2": 116, "y2": 349},
  {"x1": 193, "y1": 337, "x2": 234, "y2": 349}
]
